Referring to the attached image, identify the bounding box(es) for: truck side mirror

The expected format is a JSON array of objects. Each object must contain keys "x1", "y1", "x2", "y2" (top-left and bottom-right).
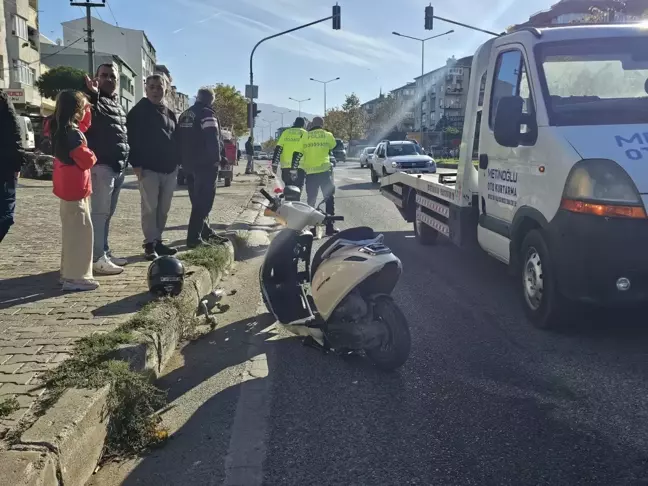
[{"x1": 493, "y1": 96, "x2": 524, "y2": 148}]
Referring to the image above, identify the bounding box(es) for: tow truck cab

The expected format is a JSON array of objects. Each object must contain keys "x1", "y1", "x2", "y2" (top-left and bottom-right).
[{"x1": 381, "y1": 24, "x2": 648, "y2": 328}]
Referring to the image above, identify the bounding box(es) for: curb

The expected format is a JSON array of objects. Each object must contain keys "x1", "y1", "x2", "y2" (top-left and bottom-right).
[{"x1": 0, "y1": 177, "x2": 271, "y2": 486}]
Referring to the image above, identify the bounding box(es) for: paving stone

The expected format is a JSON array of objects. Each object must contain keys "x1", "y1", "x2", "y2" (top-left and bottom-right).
[
  {"x1": 0, "y1": 363, "x2": 24, "y2": 374},
  {"x1": 5, "y1": 353, "x2": 55, "y2": 364},
  {"x1": 0, "y1": 372, "x2": 37, "y2": 385},
  {"x1": 0, "y1": 346, "x2": 42, "y2": 356},
  {"x1": 0, "y1": 382, "x2": 45, "y2": 397}
]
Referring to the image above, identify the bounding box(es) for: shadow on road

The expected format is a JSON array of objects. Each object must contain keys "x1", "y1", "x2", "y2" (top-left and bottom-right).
[
  {"x1": 0, "y1": 271, "x2": 62, "y2": 309},
  {"x1": 338, "y1": 181, "x2": 376, "y2": 191},
  {"x1": 92, "y1": 292, "x2": 152, "y2": 317}
]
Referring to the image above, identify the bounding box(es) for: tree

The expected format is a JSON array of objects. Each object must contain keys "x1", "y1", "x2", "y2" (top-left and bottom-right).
[
  {"x1": 210, "y1": 84, "x2": 248, "y2": 137},
  {"x1": 341, "y1": 93, "x2": 365, "y2": 140},
  {"x1": 365, "y1": 95, "x2": 400, "y2": 138},
  {"x1": 262, "y1": 138, "x2": 277, "y2": 153},
  {"x1": 435, "y1": 115, "x2": 451, "y2": 132},
  {"x1": 35, "y1": 66, "x2": 86, "y2": 100},
  {"x1": 323, "y1": 108, "x2": 347, "y2": 139}
]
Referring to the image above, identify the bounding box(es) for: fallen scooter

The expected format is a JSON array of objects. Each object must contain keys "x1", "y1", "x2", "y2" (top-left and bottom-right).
[{"x1": 259, "y1": 186, "x2": 411, "y2": 370}]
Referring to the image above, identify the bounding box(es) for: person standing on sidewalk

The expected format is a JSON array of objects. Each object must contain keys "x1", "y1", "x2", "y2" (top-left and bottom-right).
[
  {"x1": 176, "y1": 88, "x2": 226, "y2": 248},
  {"x1": 84, "y1": 64, "x2": 129, "y2": 275},
  {"x1": 0, "y1": 91, "x2": 26, "y2": 244},
  {"x1": 245, "y1": 136, "x2": 254, "y2": 175},
  {"x1": 51, "y1": 91, "x2": 99, "y2": 291},
  {"x1": 292, "y1": 116, "x2": 339, "y2": 236},
  {"x1": 127, "y1": 74, "x2": 179, "y2": 261},
  {"x1": 272, "y1": 117, "x2": 306, "y2": 190}
]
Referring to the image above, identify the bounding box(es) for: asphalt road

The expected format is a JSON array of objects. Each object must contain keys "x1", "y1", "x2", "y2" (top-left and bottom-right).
[{"x1": 93, "y1": 160, "x2": 648, "y2": 486}]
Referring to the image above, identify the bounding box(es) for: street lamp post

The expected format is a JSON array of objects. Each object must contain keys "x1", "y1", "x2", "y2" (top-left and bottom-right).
[
  {"x1": 309, "y1": 76, "x2": 340, "y2": 116},
  {"x1": 273, "y1": 109, "x2": 291, "y2": 128},
  {"x1": 289, "y1": 97, "x2": 311, "y2": 117},
  {"x1": 392, "y1": 29, "x2": 453, "y2": 147},
  {"x1": 261, "y1": 118, "x2": 274, "y2": 139}
]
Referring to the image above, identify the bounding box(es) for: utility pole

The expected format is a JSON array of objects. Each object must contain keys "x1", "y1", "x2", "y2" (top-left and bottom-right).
[
  {"x1": 70, "y1": 0, "x2": 106, "y2": 75},
  {"x1": 310, "y1": 77, "x2": 340, "y2": 116}
]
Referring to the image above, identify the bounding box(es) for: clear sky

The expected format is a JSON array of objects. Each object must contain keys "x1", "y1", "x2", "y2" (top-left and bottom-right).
[{"x1": 40, "y1": 0, "x2": 553, "y2": 111}]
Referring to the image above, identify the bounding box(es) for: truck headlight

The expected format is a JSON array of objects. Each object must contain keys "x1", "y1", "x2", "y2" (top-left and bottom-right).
[
  {"x1": 427, "y1": 160, "x2": 436, "y2": 168},
  {"x1": 561, "y1": 159, "x2": 646, "y2": 219},
  {"x1": 391, "y1": 161, "x2": 398, "y2": 168}
]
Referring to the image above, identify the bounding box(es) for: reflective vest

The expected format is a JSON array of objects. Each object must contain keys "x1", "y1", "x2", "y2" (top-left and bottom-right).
[
  {"x1": 298, "y1": 128, "x2": 337, "y2": 175},
  {"x1": 277, "y1": 127, "x2": 306, "y2": 168}
]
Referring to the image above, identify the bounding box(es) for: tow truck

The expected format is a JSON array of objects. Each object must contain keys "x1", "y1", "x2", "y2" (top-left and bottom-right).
[{"x1": 381, "y1": 24, "x2": 648, "y2": 329}]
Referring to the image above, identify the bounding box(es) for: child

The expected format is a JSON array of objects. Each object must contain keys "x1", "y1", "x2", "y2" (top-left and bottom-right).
[{"x1": 51, "y1": 91, "x2": 98, "y2": 291}]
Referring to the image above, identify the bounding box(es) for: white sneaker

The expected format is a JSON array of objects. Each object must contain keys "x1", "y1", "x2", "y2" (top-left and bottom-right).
[
  {"x1": 107, "y1": 253, "x2": 128, "y2": 266},
  {"x1": 62, "y1": 279, "x2": 100, "y2": 292},
  {"x1": 93, "y1": 255, "x2": 124, "y2": 275}
]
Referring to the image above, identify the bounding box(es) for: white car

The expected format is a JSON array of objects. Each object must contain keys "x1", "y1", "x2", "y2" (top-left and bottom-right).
[
  {"x1": 258, "y1": 151, "x2": 269, "y2": 160},
  {"x1": 370, "y1": 140, "x2": 435, "y2": 183},
  {"x1": 359, "y1": 146, "x2": 376, "y2": 168}
]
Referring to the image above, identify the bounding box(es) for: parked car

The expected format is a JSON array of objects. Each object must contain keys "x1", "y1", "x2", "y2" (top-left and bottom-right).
[
  {"x1": 359, "y1": 146, "x2": 376, "y2": 168},
  {"x1": 370, "y1": 140, "x2": 436, "y2": 183},
  {"x1": 330, "y1": 154, "x2": 337, "y2": 167},
  {"x1": 258, "y1": 151, "x2": 269, "y2": 160},
  {"x1": 332, "y1": 138, "x2": 346, "y2": 162}
]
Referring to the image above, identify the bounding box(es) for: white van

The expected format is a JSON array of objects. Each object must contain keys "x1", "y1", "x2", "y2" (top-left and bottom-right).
[{"x1": 18, "y1": 116, "x2": 35, "y2": 151}]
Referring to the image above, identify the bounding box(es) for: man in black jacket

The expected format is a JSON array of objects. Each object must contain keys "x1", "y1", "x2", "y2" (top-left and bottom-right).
[
  {"x1": 0, "y1": 91, "x2": 26, "y2": 243},
  {"x1": 176, "y1": 88, "x2": 226, "y2": 248},
  {"x1": 245, "y1": 136, "x2": 254, "y2": 174},
  {"x1": 127, "y1": 74, "x2": 179, "y2": 260},
  {"x1": 85, "y1": 64, "x2": 130, "y2": 275}
]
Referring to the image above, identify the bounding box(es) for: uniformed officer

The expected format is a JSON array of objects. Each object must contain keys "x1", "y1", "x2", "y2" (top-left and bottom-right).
[
  {"x1": 176, "y1": 88, "x2": 226, "y2": 248},
  {"x1": 271, "y1": 117, "x2": 306, "y2": 190},
  {"x1": 292, "y1": 116, "x2": 339, "y2": 236}
]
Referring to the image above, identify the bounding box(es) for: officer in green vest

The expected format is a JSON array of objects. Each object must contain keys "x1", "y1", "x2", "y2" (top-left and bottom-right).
[
  {"x1": 271, "y1": 117, "x2": 307, "y2": 190},
  {"x1": 292, "y1": 116, "x2": 338, "y2": 236}
]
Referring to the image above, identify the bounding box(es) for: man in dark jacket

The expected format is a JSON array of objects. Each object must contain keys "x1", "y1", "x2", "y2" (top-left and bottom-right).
[
  {"x1": 0, "y1": 91, "x2": 26, "y2": 243},
  {"x1": 127, "y1": 74, "x2": 179, "y2": 260},
  {"x1": 176, "y1": 88, "x2": 226, "y2": 248},
  {"x1": 85, "y1": 64, "x2": 129, "y2": 275},
  {"x1": 245, "y1": 137, "x2": 254, "y2": 174}
]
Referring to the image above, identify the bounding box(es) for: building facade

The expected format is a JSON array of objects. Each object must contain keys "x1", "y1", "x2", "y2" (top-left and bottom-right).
[
  {"x1": 40, "y1": 43, "x2": 136, "y2": 113},
  {"x1": 414, "y1": 55, "x2": 473, "y2": 133},
  {"x1": 61, "y1": 17, "x2": 156, "y2": 101},
  {"x1": 153, "y1": 64, "x2": 189, "y2": 114},
  {"x1": 4, "y1": 0, "x2": 42, "y2": 115},
  {"x1": 389, "y1": 82, "x2": 416, "y2": 132}
]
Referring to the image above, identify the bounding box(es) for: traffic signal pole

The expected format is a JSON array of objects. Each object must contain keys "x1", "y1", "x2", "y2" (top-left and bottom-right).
[{"x1": 248, "y1": 4, "x2": 341, "y2": 141}]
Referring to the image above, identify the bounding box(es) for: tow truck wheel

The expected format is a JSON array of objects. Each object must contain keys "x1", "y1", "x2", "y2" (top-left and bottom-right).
[
  {"x1": 370, "y1": 167, "x2": 379, "y2": 184},
  {"x1": 414, "y1": 217, "x2": 438, "y2": 245},
  {"x1": 519, "y1": 229, "x2": 568, "y2": 330}
]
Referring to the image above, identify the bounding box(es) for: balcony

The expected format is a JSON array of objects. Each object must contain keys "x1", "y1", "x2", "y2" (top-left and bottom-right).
[{"x1": 29, "y1": 0, "x2": 38, "y2": 9}]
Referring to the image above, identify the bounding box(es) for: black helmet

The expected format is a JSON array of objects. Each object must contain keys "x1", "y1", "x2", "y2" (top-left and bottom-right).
[{"x1": 147, "y1": 256, "x2": 185, "y2": 297}]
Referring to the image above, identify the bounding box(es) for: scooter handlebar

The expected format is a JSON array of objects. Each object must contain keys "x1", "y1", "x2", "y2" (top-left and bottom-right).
[
  {"x1": 259, "y1": 188, "x2": 274, "y2": 204},
  {"x1": 327, "y1": 215, "x2": 344, "y2": 222}
]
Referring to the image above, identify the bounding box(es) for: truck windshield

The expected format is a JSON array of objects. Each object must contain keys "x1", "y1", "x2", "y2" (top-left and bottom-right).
[
  {"x1": 536, "y1": 37, "x2": 648, "y2": 126},
  {"x1": 387, "y1": 143, "x2": 418, "y2": 156}
]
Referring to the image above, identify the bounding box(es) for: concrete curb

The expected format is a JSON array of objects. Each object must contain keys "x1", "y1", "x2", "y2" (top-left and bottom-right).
[{"x1": 0, "y1": 176, "x2": 271, "y2": 486}]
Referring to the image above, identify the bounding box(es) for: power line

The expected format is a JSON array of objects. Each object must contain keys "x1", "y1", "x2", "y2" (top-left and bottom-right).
[
  {"x1": 106, "y1": 0, "x2": 119, "y2": 26},
  {"x1": 37, "y1": 37, "x2": 85, "y2": 65}
]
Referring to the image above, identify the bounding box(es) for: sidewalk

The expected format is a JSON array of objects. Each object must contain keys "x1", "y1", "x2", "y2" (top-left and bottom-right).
[{"x1": 0, "y1": 165, "x2": 259, "y2": 438}]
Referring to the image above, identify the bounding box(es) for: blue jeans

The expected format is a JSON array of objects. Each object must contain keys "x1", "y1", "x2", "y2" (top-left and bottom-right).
[
  {"x1": 0, "y1": 176, "x2": 17, "y2": 243},
  {"x1": 91, "y1": 165, "x2": 124, "y2": 262}
]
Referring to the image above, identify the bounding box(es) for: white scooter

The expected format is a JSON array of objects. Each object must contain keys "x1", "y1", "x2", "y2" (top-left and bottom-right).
[{"x1": 259, "y1": 186, "x2": 411, "y2": 371}]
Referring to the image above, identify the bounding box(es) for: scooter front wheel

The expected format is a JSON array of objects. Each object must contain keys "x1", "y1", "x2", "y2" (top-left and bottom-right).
[{"x1": 365, "y1": 296, "x2": 411, "y2": 371}]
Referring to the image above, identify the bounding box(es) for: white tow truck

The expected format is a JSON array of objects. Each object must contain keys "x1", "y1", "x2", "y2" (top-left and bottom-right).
[{"x1": 381, "y1": 24, "x2": 648, "y2": 329}]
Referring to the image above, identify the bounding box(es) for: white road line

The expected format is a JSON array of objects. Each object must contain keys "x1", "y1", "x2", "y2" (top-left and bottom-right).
[{"x1": 224, "y1": 304, "x2": 273, "y2": 486}]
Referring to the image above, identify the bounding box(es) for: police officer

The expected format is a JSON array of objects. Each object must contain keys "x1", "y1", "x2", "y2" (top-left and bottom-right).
[
  {"x1": 176, "y1": 88, "x2": 226, "y2": 248},
  {"x1": 271, "y1": 117, "x2": 306, "y2": 190},
  {"x1": 292, "y1": 116, "x2": 338, "y2": 236}
]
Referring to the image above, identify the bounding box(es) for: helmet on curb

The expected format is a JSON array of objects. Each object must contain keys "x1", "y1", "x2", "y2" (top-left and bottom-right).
[{"x1": 147, "y1": 256, "x2": 185, "y2": 297}]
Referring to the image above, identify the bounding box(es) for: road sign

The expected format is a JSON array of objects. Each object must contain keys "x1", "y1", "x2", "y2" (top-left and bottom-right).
[
  {"x1": 245, "y1": 84, "x2": 258, "y2": 99},
  {"x1": 7, "y1": 89, "x2": 25, "y2": 104}
]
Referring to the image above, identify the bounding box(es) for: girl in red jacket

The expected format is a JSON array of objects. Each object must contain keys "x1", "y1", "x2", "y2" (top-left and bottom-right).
[{"x1": 51, "y1": 91, "x2": 98, "y2": 291}]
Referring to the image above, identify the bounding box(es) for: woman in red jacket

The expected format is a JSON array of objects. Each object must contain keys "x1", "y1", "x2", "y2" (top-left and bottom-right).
[{"x1": 51, "y1": 91, "x2": 98, "y2": 291}]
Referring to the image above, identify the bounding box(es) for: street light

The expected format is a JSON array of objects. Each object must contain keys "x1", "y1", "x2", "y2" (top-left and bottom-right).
[
  {"x1": 273, "y1": 109, "x2": 292, "y2": 128},
  {"x1": 309, "y1": 76, "x2": 340, "y2": 116},
  {"x1": 261, "y1": 118, "x2": 274, "y2": 139},
  {"x1": 289, "y1": 97, "x2": 311, "y2": 117},
  {"x1": 392, "y1": 29, "x2": 453, "y2": 146}
]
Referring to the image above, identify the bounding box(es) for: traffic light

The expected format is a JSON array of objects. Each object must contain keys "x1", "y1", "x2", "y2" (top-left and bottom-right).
[
  {"x1": 425, "y1": 5, "x2": 434, "y2": 30},
  {"x1": 248, "y1": 102, "x2": 261, "y2": 128},
  {"x1": 332, "y1": 3, "x2": 341, "y2": 30}
]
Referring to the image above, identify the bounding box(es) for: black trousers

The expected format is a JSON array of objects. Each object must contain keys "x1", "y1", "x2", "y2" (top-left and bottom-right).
[
  {"x1": 186, "y1": 165, "x2": 218, "y2": 244},
  {"x1": 305, "y1": 170, "x2": 335, "y2": 224},
  {"x1": 281, "y1": 168, "x2": 305, "y2": 192},
  {"x1": 0, "y1": 176, "x2": 17, "y2": 244}
]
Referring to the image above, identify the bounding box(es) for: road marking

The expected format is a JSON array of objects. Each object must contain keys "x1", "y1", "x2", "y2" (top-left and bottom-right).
[{"x1": 224, "y1": 304, "x2": 273, "y2": 486}]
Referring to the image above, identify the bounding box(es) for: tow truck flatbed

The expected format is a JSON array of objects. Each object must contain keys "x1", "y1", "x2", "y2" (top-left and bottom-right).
[{"x1": 380, "y1": 169, "x2": 459, "y2": 207}]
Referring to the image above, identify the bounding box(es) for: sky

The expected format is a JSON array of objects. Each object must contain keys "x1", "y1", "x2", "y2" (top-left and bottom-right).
[{"x1": 40, "y1": 0, "x2": 555, "y2": 116}]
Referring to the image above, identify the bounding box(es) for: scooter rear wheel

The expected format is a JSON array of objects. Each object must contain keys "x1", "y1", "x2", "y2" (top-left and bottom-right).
[{"x1": 365, "y1": 296, "x2": 411, "y2": 371}]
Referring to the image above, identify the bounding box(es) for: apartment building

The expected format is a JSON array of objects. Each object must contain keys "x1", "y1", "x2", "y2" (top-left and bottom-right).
[
  {"x1": 40, "y1": 43, "x2": 136, "y2": 113},
  {"x1": 61, "y1": 17, "x2": 156, "y2": 101},
  {"x1": 389, "y1": 82, "x2": 416, "y2": 132},
  {"x1": 413, "y1": 55, "x2": 473, "y2": 132},
  {"x1": 153, "y1": 64, "x2": 190, "y2": 114},
  {"x1": 4, "y1": 0, "x2": 41, "y2": 115}
]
